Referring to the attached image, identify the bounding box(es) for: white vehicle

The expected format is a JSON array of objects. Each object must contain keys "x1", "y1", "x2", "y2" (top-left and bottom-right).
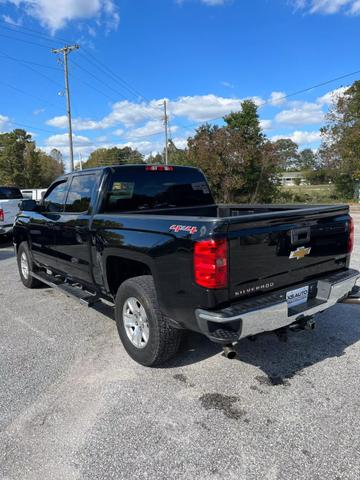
[
  {"x1": 0, "y1": 186, "x2": 23, "y2": 237},
  {"x1": 21, "y1": 188, "x2": 47, "y2": 202},
  {"x1": 21, "y1": 188, "x2": 47, "y2": 201}
]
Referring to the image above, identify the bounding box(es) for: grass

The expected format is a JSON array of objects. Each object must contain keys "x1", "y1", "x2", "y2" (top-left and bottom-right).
[{"x1": 277, "y1": 184, "x2": 346, "y2": 204}]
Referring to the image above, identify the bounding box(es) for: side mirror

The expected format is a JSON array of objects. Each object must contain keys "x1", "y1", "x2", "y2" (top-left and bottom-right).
[{"x1": 19, "y1": 199, "x2": 38, "y2": 212}]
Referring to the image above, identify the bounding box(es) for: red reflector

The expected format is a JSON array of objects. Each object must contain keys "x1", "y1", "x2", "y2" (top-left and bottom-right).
[
  {"x1": 194, "y1": 239, "x2": 228, "y2": 289},
  {"x1": 0, "y1": 208, "x2": 4, "y2": 222},
  {"x1": 348, "y1": 217, "x2": 355, "y2": 253},
  {"x1": 145, "y1": 165, "x2": 174, "y2": 171}
]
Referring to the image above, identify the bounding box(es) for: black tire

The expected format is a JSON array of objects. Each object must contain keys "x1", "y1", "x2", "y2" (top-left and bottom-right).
[
  {"x1": 17, "y1": 241, "x2": 42, "y2": 288},
  {"x1": 115, "y1": 275, "x2": 182, "y2": 366}
]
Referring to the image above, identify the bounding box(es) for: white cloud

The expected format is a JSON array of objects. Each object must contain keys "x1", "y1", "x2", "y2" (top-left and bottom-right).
[
  {"x1": 33, "y1": 108, "x2": 45, "y2": 116},
  {"x1": 0, "y1": 114, "x2": 10, "y2": 130},
  {"x1": 221, "y1": 81, "x2": 235, "y2": 89},
  {"x1": 46, "y1": 95, "x2": 266, "y2": 132},
  {"x1": 2, "y1": 14, "x2": 22, "y2": 26},
  {"x1": 127, "y1": 120, "x2": 175, "y2": 139},
  {"x1": 2, "y1": 0, "x2": 119, "y2": 33},
  {"x1": 292, "y1": 0, "x2": 360, "y2": 14},
  {"x1": 45, "y1": 133, "x2": 92, "y2": 147},
  {"x1": 272, "y1": 130, "x2": 321, "y2": 146},
  {"x1": 316, "y1": 86, "x2": 348, "y2": 105},
  {"x1": 260, "y1": 119, "x2": 272, "y2": 130},
  {"x1": 275, "y1": 101, "x2": 324, "y2": 125},
  {"x1": 269, "y1": 91, "x2": 287, "y2": 106},
  {"x1": 201, "y1": 0, "x2": 228, "y2": 4}
]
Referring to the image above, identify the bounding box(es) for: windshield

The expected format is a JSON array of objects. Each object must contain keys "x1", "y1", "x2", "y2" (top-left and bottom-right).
[
  {"x1": 103, "y1": 166, "x2": 214, "y2": 212},
  {"x1": 0, "y1": 187, "x2": 23, "y2": 200}
]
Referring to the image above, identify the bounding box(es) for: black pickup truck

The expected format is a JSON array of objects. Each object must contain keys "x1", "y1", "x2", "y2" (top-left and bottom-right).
[{"x1": 14, "y1": 165, "x2": 359, "y2": 366}]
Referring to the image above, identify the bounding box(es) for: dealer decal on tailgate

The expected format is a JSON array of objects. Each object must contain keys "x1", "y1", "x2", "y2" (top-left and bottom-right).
[{"x1": 169, "y1": 224, "x2": 198, "y2": 235}]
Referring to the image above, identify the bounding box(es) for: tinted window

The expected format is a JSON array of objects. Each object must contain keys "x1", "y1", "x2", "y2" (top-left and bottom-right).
[
  {"x1": 103, "y1": 167, "x2": 214, "y2": 213},
  {"x1": 65, "y1": 174, "x2": 96, "y2": 213},
  {"x1": 0, "y1": 187, "x2": 23, "y2": 200},
  {"x1": 44, "y1": 181, "x2": 68, "y2": 212}
]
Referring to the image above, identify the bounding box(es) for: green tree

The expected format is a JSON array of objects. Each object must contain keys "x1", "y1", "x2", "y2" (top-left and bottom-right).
[
  {"x1": 297, "y1": 148, "x2": 317, "y2": 171},
  {"x1": 273, "y1": 139, "x2": 299, "y2": 171},
  {"x1": 319, "y1": 80, "x2": 360, "y2": 199},
  {"x1": 0, "y1": 129, "x2": 32, "y2": 186},
  {"x1": 83, "y1": 146, "x2": 144, "y2": 169},
  {"x1": 224, "y1": 100, "x2": 280, "y2": 202}
]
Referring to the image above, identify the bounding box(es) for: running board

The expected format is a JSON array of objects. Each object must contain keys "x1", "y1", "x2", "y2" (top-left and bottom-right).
[{"x1": 30, "y1": 271, "x2": 101, "y2": 307}]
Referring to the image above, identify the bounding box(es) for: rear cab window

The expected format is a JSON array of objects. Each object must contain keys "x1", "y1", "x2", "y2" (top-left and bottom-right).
[
  {"x1": 0, "y1": 187, "x2": 23, "y2": 200},
  {"x1": 102, "y1": 166, "x2": 214, "y2": 213}
]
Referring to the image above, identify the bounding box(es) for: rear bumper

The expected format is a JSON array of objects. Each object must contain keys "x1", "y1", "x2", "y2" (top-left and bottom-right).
[{"x1": 195, "y1": 268, "x2": 360, "y2": 343}]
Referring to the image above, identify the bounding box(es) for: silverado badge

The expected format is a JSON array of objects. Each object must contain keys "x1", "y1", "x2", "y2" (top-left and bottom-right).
[{"x1": 289, "y1": 246, "x2": 311, "y2": 260}]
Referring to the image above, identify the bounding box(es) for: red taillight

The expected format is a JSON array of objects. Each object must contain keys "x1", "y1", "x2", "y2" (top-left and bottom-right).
[
  {"x1": 194, "y1": 239, "x2": 228, "y2": 289},
  {"x1": 145, "y1": 165, "x2": 174, "y2": 171},
  {"x1": 348, "y1": 217, "x2": 355, "y2": 253},
  {"x1": 0, "y1": 208, "x2": 4, "y2": 222}
]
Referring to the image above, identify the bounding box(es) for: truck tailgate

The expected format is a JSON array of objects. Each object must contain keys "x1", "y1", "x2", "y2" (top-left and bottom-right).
[{"x1": 228, "y1": 206, "x2": 352, "y2": 300}]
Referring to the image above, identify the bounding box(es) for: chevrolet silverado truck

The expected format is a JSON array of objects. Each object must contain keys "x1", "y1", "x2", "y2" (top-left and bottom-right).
[
  {"x1": 0, "y1": 186, "x2": 22, "y2": 238},
  {"x1": 13, "y1": 165, "x2": 359, "y2": 366}
]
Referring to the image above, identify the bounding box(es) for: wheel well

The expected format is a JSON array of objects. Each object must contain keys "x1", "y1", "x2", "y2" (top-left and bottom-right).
[
  {"x1": 106, "y1": 256, "x2": 152, "y2": 296},
  {"x1": 14, "y1": 231, "x2": 29, "y2": 253}
]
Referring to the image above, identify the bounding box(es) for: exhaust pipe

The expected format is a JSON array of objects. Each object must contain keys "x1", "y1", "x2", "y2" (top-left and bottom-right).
[
  {"x1": 223, "y1": 344, "x2": 237, "y2": 359},
  {"x1": 341, "y1": 297, "x2": 360, "y2": 305}
]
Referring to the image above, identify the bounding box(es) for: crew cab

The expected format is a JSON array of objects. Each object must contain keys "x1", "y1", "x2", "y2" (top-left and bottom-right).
[
  {"x1": 13, "y1": 165, "x2": 359, "y2": 366},
  {"x1": 0, "y1": 186, "x2": 23, "y2": 237}
]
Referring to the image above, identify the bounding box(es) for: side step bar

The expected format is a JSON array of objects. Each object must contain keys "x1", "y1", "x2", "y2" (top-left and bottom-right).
[{"x1": 31, "y1": 271, "x2": 101, "y2": 307}]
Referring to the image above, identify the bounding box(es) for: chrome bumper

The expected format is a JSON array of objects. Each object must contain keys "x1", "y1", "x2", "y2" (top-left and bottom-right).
[{"x1": 195, "y1": 269, "x2": 360, "y2": 343}]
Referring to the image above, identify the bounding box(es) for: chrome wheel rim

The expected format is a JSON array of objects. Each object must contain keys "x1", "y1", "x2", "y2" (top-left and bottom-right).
[
  {"x1": 123, "y1": 297, "x2": 149, "y2": 349},
  {"x1": 20, "y1": 252, "x2": 29, "y2": 279}
]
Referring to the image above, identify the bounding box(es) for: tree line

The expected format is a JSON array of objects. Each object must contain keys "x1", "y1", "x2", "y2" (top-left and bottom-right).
[
  {"x1": 0, "y1": 129, "x2": 65, "y2": 188},
  {"x1": 1, "y1": 80, "x2": 359, "y2": 200}
]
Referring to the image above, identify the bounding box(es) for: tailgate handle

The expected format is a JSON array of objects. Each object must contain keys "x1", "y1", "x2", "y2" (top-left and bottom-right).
[{"x1": 291, "y1": 227, "x2": 311, "y2": 245}]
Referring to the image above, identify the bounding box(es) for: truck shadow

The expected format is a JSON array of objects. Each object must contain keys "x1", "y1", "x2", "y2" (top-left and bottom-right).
[
  {"x1": 0, "y1": 235, "x2": 14, "y2": 261},
  {"x1": 165, "y1": 304, "x2": 360, "y2": 382}
]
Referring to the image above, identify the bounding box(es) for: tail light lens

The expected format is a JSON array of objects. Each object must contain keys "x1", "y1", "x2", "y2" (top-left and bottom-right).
[
  {"x1": 194, "y1": 239, "x2": 228, "y2": 289},
  {"x1": 0, "y1": 208, "x2": 4, "y2": 222},
  {"x1": 348, "y1": 217, "x2": 354, "y2": 253}
]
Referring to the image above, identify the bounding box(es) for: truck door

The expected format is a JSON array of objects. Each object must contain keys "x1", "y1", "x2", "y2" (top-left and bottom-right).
[
  {"x1": 53, "y1": 173, "x2": 98, "y2": 284},
  {"x1": 29, "y1": 179, "x2": 69, "y2": 269}
]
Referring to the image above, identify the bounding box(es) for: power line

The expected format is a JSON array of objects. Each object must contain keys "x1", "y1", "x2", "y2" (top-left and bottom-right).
[
  {"x1": 79, "y1": 49, "x2": 149, "y2": 101},
  {"x1": 0, "y1": 50, "x2": 61, "y2": 70},
  {"x1": 7, "y1": 120, "x2": 59, "y2": 134},
  {"x1": 0, "y1": 79, "x2": 59, "y2": 108},
  {"x1": 0, "y1": 31, "x2": 55, "y2": 49},
  {"x1": 69, "y1": 58, "x2": 128, "y2": 101},
  {"x1": 0, "y1": 49, "x2": 63, "y2": 88}
]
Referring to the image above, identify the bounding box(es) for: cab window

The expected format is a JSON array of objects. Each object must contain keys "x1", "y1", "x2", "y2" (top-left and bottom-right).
[
  {"x1": 43, "y1": 181, "x2": 68, "y2": 213},
  {"x1": 65, "y1": 174, "x2": 96, "y2": 213}
]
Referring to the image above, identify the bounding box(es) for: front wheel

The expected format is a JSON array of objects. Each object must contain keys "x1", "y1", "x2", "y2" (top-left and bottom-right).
[
  {"x1": 17, "y1": 242, "x2": 42, "y2": 288},
  {"x1": 115, "y1": 275, "x2": 182, "y2": 366}
]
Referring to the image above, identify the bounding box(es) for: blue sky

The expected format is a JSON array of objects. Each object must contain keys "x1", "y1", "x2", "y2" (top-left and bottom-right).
[{"x1": 0, "y1": 0, "x2": 360, "y2": 169}]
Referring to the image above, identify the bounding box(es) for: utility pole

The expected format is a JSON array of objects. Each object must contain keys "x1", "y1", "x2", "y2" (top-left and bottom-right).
[
  {"x1": 163, "y1": 100, "x2": 169, "y2": 165},
  {"x1": 52, "y1": 45, "x2": 79, "y2": 172}
]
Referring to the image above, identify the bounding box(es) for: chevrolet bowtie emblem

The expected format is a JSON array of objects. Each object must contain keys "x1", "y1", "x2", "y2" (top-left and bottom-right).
[{"x1": 289, "y1": 246, "x2": 311, "y2": 260}]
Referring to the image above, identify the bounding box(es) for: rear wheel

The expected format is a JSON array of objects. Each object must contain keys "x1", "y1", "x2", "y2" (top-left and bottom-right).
[
  {"x1": 115, "y1": 275, "x2": 182, "y2": 366},
  {"x1": 17, "y1": 242, "x2": 42, "y2": 288}
]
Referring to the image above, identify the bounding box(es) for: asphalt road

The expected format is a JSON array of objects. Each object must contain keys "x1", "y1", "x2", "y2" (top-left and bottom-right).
[{"x1": 0, "y1": 213, "x2": 360, "y2": 480}]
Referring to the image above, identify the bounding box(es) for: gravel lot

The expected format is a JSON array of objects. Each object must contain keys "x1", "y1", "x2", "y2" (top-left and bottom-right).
[{"x1": 0, "y1": 212, "x2": 359, "y2": 480}]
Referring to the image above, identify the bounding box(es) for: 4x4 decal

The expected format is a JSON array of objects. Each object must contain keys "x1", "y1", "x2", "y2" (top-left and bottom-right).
[{"x1": 169, "y1": 224, "x2": 198, "y2": 235}]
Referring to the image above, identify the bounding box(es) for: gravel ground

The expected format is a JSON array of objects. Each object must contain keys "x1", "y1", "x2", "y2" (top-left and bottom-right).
[{"x1": 0, "y1": 212, "x2": 359, "y2": 480}]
